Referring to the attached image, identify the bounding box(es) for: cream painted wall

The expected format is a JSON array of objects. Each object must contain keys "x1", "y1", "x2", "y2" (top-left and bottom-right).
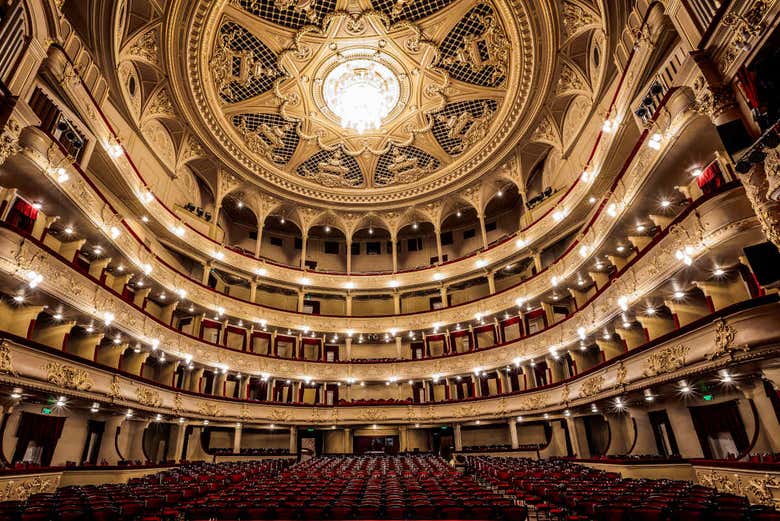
[
  {"x1": 516, "y1": 424, "x2": 547, "y2": 446},
  {"x1": 350, "y1": 342, "x2": 401, "y2": 359},
  {"x1": 406, "y1": 429, "x2": 432, "y2": 452},
  {"x1": 462, "y1": 425, "x2": 510, "y2": 447},
  {"x1": 242, "y1": 431, "x2": 289, "y2": 450},
  {"x1": 350, "y1": 296, "x2": 395, "y2": 316},
  {"x1": 324, "y1": 430, "x2": 346, "y2": 453}
]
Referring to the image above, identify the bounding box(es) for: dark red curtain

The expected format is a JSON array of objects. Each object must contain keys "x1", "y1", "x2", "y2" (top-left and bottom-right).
[
  {"x1": 12, "y1": 412, "x2": 66, "y2": 466},
  {"x1": 737, "y1": 67, "x2": 761, "y2": 111},
  {"x1": 697, "y1": 162, "x2": 725, "y2": 194},
  {"x1": 6, "y1": 198, "x2": 38, "y2": 233}
]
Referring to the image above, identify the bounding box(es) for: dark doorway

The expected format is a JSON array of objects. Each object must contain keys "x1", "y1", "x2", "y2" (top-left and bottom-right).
[
  {"x1": 649, "y1": 410, "x2": 679, "y2": 457},
  {"x1": 689, "y1": 400, "x2": 749, "y2": 459}
]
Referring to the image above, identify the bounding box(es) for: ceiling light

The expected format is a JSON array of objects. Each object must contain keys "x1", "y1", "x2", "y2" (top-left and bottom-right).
[
  {"x1": 56, "y1": 168, "x2": 69, "y2": 183},
  {"x1": 673, "y1": 291, "x2": 685, "y2": 299},
  {"x1": 660, "y1": 199, "x2": 671, "y2": 208},
  {"x1": 64, "y1": 226, "x2": 74, "y2": 235},
  {"x1": 141, "y1": 216, "x2": 149, "y2": 223},
  {"x1": 588, "y1": 196, "x2": 597, "y2": 204},
  {"x1": 32, "y1": 202, "x2": 42, "y2": 210},
  {"x1": 323, "y1": 58, "x2": 400, "y2": 134},
  {"x1": 713, "y1": 268, "x2": 725, "y2": 276},
  {"x1": 636, "y1": 224, "x2": 646, "y2": 232}
]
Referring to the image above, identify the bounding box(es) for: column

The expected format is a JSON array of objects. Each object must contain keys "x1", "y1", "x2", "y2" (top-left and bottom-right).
[
  {"x1": 478, "y1": 214, "x2": 488, "y2": 249},
  {"x1": 209, "y1": 204, "x2": 221, "y2": 239},
  {"x1": 201, "y1": 261, "x2": 211, "y2": 285},
  {"x1": 473, "y1": 375, "x2": 482, "y2": 397},
  {"x1": 300, "y1": 233, "x2": 308, "y2": 269},
  {"x1": 399, "y1": 425, "x2": 408, "y2": 452},
  {"x1": 345, "y1": 337, "x2": 352, "y2": 360},
  {"x1": 346, "y1": 239, "x2": 352, "y2": 274},
  {"x1": 453, "y1": 424, "x2": 463, "y2": 452},
  {"x1": 170, "y1": 422, "x2": 188, "y2": 462},
  {"x1": 395, "y1": 336, "x2": 403, "y2": 358},
  {"x1": 745, "y1": 377, "x2": 780, "y2": 453},
  {"x1": 346, "y1": 293, "x2": 352, "y2": 316},
  {"x1": 297, "y1": 290, "x2": 305, "y2": 312},
  {"x1": 435, "y1": 226, "x2": 444, "y2": 264},
  {"x1": 249, "y1": 281, "x2": 257, "y2": 303},
  {"x1": 486, "y1": 271, "x2": 496, "y2": 294},
  {"x1": 508, "y1": 418, "x2": 519, "y2": 449},
  {"x1": 392, "y1": 291, "x2": 401, "y2": 314},
  {"x1": 254, "y1": 224, "x2": 264, "y2": 257},
  {"x1": 439, "y1": 285, "x2": 448, "y2": 307},
  {"x1": 343, "y1": 428, "x2": 352, "y2": 454},
  {"x1": 391, "y1": 236, "x2": 398, "y2": 272},
  {"x1": 97, "y1": 415, "x2": 126, "y2": 465},
  {"x1": 289, "y1": 426, "x2": 298, "y2": 454},
  {"x1": 531, "y1": 250, "x2": 543, "y2": 273},
  {"x1": 233, "y1": 424, "x2": 242, "y2": 454}
]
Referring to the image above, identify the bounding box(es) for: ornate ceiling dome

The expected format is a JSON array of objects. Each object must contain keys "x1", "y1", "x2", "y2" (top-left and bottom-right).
[{"x1": 156, "y1": 0, "x2": 561, "y2": 208}]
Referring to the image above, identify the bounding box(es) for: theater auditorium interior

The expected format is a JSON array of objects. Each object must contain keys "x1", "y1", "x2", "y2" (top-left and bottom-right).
[{"x1": 1, "y1": 0, "x2": 780, "y2": 519}]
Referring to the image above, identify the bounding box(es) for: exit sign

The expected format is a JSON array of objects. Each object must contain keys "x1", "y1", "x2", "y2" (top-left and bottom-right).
[{"x1": 41, "y1": 407, "x2": 52, "y2": 415}]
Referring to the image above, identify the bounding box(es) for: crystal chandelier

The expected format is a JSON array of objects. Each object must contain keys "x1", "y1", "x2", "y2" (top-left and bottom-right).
[{"x1": 323, "y1": 58, "x2": 400, "y2": 134}]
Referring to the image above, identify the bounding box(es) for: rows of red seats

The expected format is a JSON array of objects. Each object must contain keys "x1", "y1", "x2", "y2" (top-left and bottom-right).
[
  {"x1": 180, "y1": 455, "x2": 527, "y2": 520},
  {"x1": 0, "y1": 460, "x2": 291, "y2": 521},
  {"x1": 467, "y1": 456, "x2": 780, "y2": 521}
]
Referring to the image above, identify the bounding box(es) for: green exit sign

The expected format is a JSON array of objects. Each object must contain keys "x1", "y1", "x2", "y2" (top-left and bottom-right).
[
  {"x1": 41, "y1": 407, "x2": 52, "y2": 415},
  {"x1": 703, "y1": 394, "x2": 713, "y2": 401}
]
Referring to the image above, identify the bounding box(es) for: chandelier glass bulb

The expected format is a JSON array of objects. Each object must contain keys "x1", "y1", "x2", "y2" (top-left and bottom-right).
[{"x1": 323, "y1": 58, "x2": 400, "y2": 134}]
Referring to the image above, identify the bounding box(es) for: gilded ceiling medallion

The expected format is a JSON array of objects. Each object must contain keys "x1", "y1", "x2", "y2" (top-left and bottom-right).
[{"x1": 182, "y1": 0, "x2": 542, "y2": 204}]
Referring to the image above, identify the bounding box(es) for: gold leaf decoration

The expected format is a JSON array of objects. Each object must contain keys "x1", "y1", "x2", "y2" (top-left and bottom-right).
[
  {"x1": 43, "y1": 362, "x2": 93, "y2": 390},
  {"x1": 643, "y1": 344, "x2": 690, "y2": 376}
]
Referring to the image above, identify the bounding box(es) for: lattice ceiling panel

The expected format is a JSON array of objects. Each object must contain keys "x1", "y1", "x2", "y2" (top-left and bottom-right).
[
  {"x1": 214, "y1": 22, "x2": 282, "y2": 103},
  {"x1": 438, "y1": 3, "x2": 508, "y2": 88},
  {"x1": 231, "y1": 113, "x2": 300, "y2": 165},
  {"x1": 431, "y1": 99, "x2": 499, "y2": 155},
  {"x1": 296, "y1": 148, "x2": 365, "y2": 188},
  {"x1": 374, "y1": 146, "x2": 441, "y2": 186},
  {"x1": 370, "y1": 0, "x2": 455, "y2": 22},
  {"x1": 233, "y1": 0, "x2": 337, "y2": 29}
]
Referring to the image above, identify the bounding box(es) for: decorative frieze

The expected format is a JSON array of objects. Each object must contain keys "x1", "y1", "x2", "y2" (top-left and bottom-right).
[{"x1": 43, "y1": 362, "x2": 93, "y2": 391}]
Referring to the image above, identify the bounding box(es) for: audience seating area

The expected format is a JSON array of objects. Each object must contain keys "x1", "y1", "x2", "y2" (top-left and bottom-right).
[
  {"x1": 468, "y1": 456, "x2": 780, "y2": 521},
  {"x1": 0, "y1": 460, "x2": 291, "y2": 521},
  {"x1": 179, "y1": 455, "x2": 526, "y2": 520},
  {"x1": 5, "y1": 455, "x2": 780, "y2": 520}
]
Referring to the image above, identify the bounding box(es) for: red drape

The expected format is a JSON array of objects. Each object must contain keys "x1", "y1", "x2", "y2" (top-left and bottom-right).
[
  {"x1": 12, "y1": 199, "x2": 38, "y2": 219},
  {"x1": 697, "y1": 162, "x2": 724, "y2": 194},
  {"x1": 737, "y1": 66, "x2": 761, "y2": 110}
]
